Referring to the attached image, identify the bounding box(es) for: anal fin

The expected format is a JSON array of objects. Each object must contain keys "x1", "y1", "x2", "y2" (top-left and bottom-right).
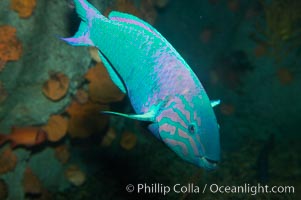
[{"x1": 98, "y1": 51, "x2": 127, "y2": 94}]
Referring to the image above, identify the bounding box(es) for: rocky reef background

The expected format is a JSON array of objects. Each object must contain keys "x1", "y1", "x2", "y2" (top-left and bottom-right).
[{"x1": 0, "y1": 0, "x2": 300, "y2": 199}]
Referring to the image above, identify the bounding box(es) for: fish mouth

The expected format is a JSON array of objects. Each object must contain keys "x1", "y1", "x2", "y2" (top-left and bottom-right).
[{"x1": 198, "y1": 157, "x2": 218, "y2": 170}]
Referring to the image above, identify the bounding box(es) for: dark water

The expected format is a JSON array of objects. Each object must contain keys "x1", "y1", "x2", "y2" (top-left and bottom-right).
[{"x1": 0, "y1": 0, "x2": 300, "y2": 199}]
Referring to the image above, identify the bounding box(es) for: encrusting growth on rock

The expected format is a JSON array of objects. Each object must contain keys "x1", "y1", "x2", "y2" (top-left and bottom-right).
[
  {"x1": 0, "y1": 25, "x2": 22, "y2": 72},
  {"x1": 54, "y1": 145, "x2": 70, "y2": 164},
  {"x1": 64, "y1": 165, "x2": 86, "y2": 187},
  {"x1": 42, "y1": 72, "x2": 69, "y2": 101},
  {"x1": 0, "y1": 82, "x2": 8, "y2": 104},
  {"x1": 42, "y1": 115, "x2": 68, "y2": 142},
  {"x1": 66, "y1": 101, "x2": 109, "y2": 138},
  {"x1": 22, "y1": 167, "x2": 43, "y2": 196},
  {"x1": 10, "y1": 0, "x2": 37, "y2": 18},
  {"x1": 85, "y1": 63, "x2": 125, "y2": 103},
  {"x1": 120, "y1": 131, "x2": 137, "y2": 150},
  {"x1": 0, "y1": 148, "x2": 17, "y2": 174}
]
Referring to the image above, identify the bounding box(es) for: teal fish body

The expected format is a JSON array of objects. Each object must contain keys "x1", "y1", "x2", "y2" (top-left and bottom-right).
[{"x1": 62, "y1": 0, "x2": 220, "y2": 169}]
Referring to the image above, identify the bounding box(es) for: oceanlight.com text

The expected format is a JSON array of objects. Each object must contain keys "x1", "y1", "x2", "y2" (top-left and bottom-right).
[
  {"x1": 125, "y1": 183, "x2": 295, "y2": 196},
  {"x1": 209, "y1": 183, "x2": 294, "y2": 195}
]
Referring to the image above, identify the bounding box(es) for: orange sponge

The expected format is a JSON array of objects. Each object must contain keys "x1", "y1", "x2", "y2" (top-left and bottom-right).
[
  {"x1": 11, "y1": 0, "x2": 37, "y2": 18},
  {"x1": 85, "y1": 63, "x2": 125, "y2": 103},
  {"x1": 42, "y1": 72, "x2": 69, "y2": 101},
  {"x1": 0, "y1": 25, "x2": 22, "y2": 67},
  {"x1": 66, "y1": 101, "x2": 109, "y2": 138},
  {"x1": 42, "y1": 115, "x2": 68, "y2": 142},
  {"x1": 0, "y1": 148, "x2": 17, "y2": 174}
]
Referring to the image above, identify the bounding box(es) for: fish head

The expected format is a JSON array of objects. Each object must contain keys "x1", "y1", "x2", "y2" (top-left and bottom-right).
[{"x1": 152, "y1": 95, "x2": 220, "y2": 170}]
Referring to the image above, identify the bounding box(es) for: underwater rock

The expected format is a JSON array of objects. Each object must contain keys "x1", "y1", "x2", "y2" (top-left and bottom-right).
[
  {"x1": 0, "y1": 82, "x2": 8, "y2": 104},
  {"x1": 0, "y1": 148, "x2": 17, "y2": 174},
  {"x1": 0, "y1": 0, "x2": 91, "y2": 197},
  {"x1": 0, "y1": 60, "x2": 5, "y2": 73},
  {"x1": 0, "y1": 179, "x2": 8, "y2": 200},
  {"x1": 252, "y1": 0, "x2": 301, "y2": 64},
  {"x1": 100, "y1": 127, "x2": 117, "y2": 147},
  {"x1": 10, "y1": 0, "x2": 36, "y2": 18},
  {"x1": 42, "y1": 115, "x2": 68, "y2": 142},
  {"x1": 22, "y1": 167, "x2": 42, "y2": 196},
  {"x1": 42, "y1": 72, "x2": 70, "y2": 101},
  {"x1": 85, "y1": 63, "x2": 125, "y2": 103},
  {"x1": 64, "y1": 165, "x2": 86, "y2": 187},
  {"x1": 74, "y1": 89, "x2": 89, "y2": 104},
  {"x1": 0, "y1": 126, "x2": 47, "y2": 148},
  {"x1": 0, "y1": 25, "x2": 22, "y2": 66},
  {"x1": 54, "y1": 144, "x2": 70, "y2": 164},
  {"x1": 66, "y1": 101, "x2": 109, "y2": 138},
  {"x1": 120, "y1": 131, "x2": 137, "y2": 150}
]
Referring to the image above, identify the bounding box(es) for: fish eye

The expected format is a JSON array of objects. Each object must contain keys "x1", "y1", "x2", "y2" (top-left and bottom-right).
[{"x1": 188, "y1": 123, "x2": 196, "y2": 134}]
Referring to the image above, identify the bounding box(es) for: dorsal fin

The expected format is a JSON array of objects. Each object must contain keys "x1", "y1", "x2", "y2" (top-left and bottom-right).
[
  {"x1": 109, "y1": 11, "x2": 191, "y2": 72},
  {"x1": 60, "y1": 21, "x2": 93, "y2": 46},
  {"x1": 73, "y1": 0, "x2": 101, "y2": 22},
  {"x1": 108, "y1": 11, "x2": 161, "y2": 38}
]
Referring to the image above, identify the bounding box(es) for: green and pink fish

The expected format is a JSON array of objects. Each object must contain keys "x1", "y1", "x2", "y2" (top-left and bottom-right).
[{"x1": 62, "y1": 0, "x2": 220, "y2": 170}]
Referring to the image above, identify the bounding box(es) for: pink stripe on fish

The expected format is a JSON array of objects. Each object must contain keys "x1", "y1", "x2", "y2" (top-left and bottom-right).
[
  {"x1": 178, "y1": 129, "x2": 199, "y2": 155},
  {"x1": 160, "y1": 123, "x2": 176, "y2": 135},
  {"x1": 177, "y1": 103, "x2": 191, "y2": 122},
  {"x1": 194, "y1": 111, "x2": 201, "y2": 126},
  {"x1": 162, "y1": 96, "x2": 192, "y2": 123},
  {"x1": 110, "y1": 16, "x2": 160, "y2": 38},
  {"x1": 178, "y1": 128, "x2": 189, "y2": 139},
  {"x1": 158, "y1": 109, "x2": 187, "y2": 129},
  {"x1": 164, "y1": 138, "x2": 188, "y2": 156}
]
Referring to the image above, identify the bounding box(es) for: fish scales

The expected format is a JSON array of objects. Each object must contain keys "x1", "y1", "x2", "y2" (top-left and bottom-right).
[
  {"x1": 62, "y1": 0, "x2": 220, "y2": 170},
  {"x1": 98, "y1": 22, "x2": 202, "y2": 114}
]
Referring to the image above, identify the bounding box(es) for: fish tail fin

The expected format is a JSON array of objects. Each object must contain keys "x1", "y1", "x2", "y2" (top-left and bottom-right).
[
  {"x1": 61, "y1": 0, "x2": 105, "y2": 46},
  {"x1": 0, "y1": 134, "x2": 8, "y2": 147},
  {"x1": 74, "y1": 0, "x2": 100, "y2": 21},
  {"x1": 60, "y1": 22, "x2": 94, "y2": 46}
]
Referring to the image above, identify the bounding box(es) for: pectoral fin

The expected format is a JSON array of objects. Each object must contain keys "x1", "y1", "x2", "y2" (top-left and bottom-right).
[
  {"x1": 210, "y1": 99, "x2": 221, "y2": 107},
  {"x1": 101, "y1": 110, "x2": 156, "y2": 122},
  {"x1": 101, "y1": 102, "x2": 164, "y2": 122}
]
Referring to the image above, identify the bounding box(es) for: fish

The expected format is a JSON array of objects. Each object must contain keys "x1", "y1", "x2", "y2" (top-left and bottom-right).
[
  {"x1": 0, "y1": 127, "x2": 47, "y2": 148},
  {"x1": 61, "y1": 0, "x2": 220, "y2": 170}
]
